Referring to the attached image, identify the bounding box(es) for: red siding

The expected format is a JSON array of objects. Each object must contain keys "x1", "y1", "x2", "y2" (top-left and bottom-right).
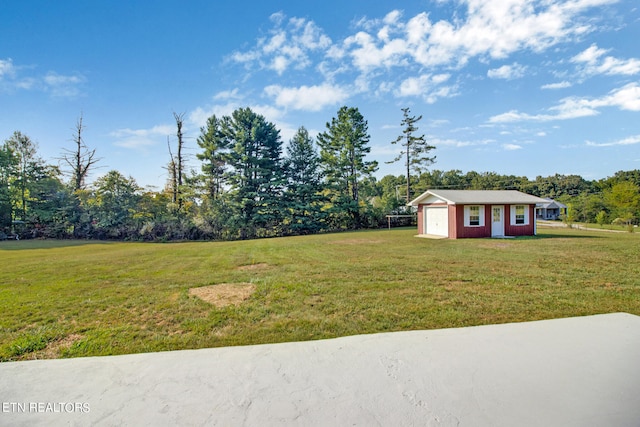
[
  {"x1": 453, "y1": 204, "x2": 491, "y2": 239},
  {"x1": 505, "y1": 205, "x2": 536, "y2": 236},
  {"x1": 417, "y1": 203, "x2": 536, "y2": 238}
]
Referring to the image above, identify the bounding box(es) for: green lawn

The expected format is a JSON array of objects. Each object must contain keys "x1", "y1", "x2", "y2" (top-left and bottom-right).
[{"x1": 1, "y1": 226, "x2": 639, "y2": 361}]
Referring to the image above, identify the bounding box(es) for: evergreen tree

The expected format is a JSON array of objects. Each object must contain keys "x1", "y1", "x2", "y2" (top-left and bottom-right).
[
  {"x1": 0, "y1": 143, "x2": 17, "y2": 231},
  {"x1": 196, "y1": 115, "x2": 230, "y2": 202},
  {"x1": 223, "y1": 108, "x2": 284, "y2": 239},
  {"x1": 387, "y1": 107, "x2": 435, "y2": 204},
  {"x1": 317, "y1": 106, "x2": 378, "y2": 229},
  {"x1": 90, "y1": 170, "x2": 141, "y2": 238},
  {"x1": 283, "y1": 127, "x2": 325, "y2": 235}
]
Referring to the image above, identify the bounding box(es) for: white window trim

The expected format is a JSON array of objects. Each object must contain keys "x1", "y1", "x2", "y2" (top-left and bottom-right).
[
  {"x1": 464, "y1": 205, "x2": 485, "y2": 227},
  {"x1": 510, "y1": 205, "x2": 529, "y2": 226}
]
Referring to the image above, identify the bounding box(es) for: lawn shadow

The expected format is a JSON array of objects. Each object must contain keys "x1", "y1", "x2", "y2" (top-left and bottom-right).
[
  {"x1": 0, "y1": 240, "x2": 114, "y2": 251},
  {"x1": 525, "y1": 232, "x2": 604, "y2": 240}
]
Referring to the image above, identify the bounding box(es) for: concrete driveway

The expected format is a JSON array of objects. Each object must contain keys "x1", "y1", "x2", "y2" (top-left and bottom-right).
[{"x1": 1, "y1": 313, "x2": 639, "y2": 426}]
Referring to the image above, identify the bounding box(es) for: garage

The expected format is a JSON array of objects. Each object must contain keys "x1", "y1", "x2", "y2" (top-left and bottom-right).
[{"x1": 424, "y1": 206, "x2": 449, "y2": 237}]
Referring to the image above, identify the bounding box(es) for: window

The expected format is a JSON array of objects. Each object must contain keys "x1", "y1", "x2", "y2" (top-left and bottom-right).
[
  {"x1": 493, "y1": 207, "x2": 501, "y2": 222},
  {"x1": 512, "y1": 205, "x2": 528, "y2": 225},
  {"x1": 469, "y1": 206, "x2": 480, "y2": 226},
  {"x1": 464, "y1": 205, "x2": 484, "y2": 227}
]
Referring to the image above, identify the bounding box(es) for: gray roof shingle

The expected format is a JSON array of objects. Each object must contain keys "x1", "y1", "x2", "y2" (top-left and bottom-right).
[{"x1": 409, "y1": 190, "x2": 548, "y2": 206}]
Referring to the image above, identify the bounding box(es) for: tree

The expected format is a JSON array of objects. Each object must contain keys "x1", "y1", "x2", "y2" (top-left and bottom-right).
[
  {"x1": 283, "y1": 127, "x2": 325, "y2": 234},
  {"x1": 4, "y1": 131, "x2": 43, "y2": 222},
  {"x1": 196, "y1": 115, "x2": 230, "y2": 202},
  {"x1": 467, "y1": 171, "x2": 504, "y2": 190},
  {"x1": 387, "y1": 107, "x2": 435, "y2": 204},
  {"x1": 223, "y1": 107, "x2": 284, "y2": 239},
  {"x1": 604, "y1": 181, "x2": 640, "y2": 228},
  {"x1": 317, "y1": 106, "x2": 378, "y2": 229},
  {"x1": 0, "y1": 143, "x2": 17, "y2": 230},
  {"x1": 27, "y1": 172, "x2": 68, "y2": 238},
  {"x1": 563, "y1": 203, "x2": 578, "y2": 228},
  {"x1": 167, "y1": 112, "x2": 187, "y2": 210},
  {"x1": 60, "y1": 113, "x2": 100, "y2": 191},
  {"x1": 377, "y1": 174, "x2": 408, "y2": 214},
  {"x1": 90, "y1": 170, "x2": 141, "y2": 238}
]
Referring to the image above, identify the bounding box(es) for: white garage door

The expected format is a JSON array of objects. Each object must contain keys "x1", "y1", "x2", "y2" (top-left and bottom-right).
[{"x1": 425, "y1": 206, "x2": 449, "y2": 237}]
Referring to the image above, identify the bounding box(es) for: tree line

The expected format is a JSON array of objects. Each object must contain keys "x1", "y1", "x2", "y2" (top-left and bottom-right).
[{"x1": 1, "y1": 106, "x2": 639, "y2": 241}]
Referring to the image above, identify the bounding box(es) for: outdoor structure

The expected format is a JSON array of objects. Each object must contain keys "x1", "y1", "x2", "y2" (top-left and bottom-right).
[
  {"x1": 536, "y1": 198, "x2": 567, "y2": 220},
  {"x1": 409, "y1": 189, "x2": 548, "y2": 239}
]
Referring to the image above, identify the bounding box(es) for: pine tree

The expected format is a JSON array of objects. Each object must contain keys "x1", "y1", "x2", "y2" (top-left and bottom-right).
[
  {"x1": 196, "y1": 115, "x2": 229, "y2": 202},
  {"x1": 283, "y1": 127, "x2": 325, "y2": 234},
  {"x1": 223, "y1": 108, "x2": 284, "y2": 239},
  {"x1": 387, "y1": 107, "x2": 435, "y2": 204},
  {"x1": 317, "y1": 106, "x2": 378, "y2": 229},
  {"x1": 0, "y1": 143, "x2": 17, "y2": 230}
]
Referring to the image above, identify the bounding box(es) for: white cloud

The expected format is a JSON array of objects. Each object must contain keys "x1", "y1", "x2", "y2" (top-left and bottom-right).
[
  {"x1": 43, "y1": 72, "x2": 86, "y2": 97},
  {"x1": 227, "y1": 1, "x2": 619, "y2": 114},
  {"x1": 503, "y1": 143, "x2": 523, "y2": 151},
  {"x1": 229, "y1": 14, "x2": 331, "y2": 75},
  {"x1": 0, "y1": 58, "x2": 16, "y2": 78},
  {"x1": 541, "y1": 81, "x2": 572, "y2": 90},
  {"x1": 571, "y1": 43, "x2": 640, "y2": 76},
  {"x1": 489, "y1": 82, "x2": 640, "y2": 123},
  {"x1": 111, "y1": 125, "x2": 174, "y2": 149},
  {"x1": 396, "y1": 73, "x2": 456, "y2": 103},
  {"x1": 403, "y1": 0, "x2": 615, "y2": 68},
  {"x1": 1, "y1": 58, "x2": 86, "y2": 97},
  {"x1": 430, "y1": 137, "x2": 494, "y2": 148},
  {"x1": 213, "y1": 89, "x2": 242, "y2": 100},
  {"x1": 598, "y1": 83, "x2": 640, "y2": 111},
  {"x1": 586, "y1": 135, "x2": 640, "y2": 147},
  {"x1": 188, "y1": 102, "x2": 241, "y2": 128},
  {"x1": 571, "y1": 43, "x2": 607, "y2": 63},
  {"x1": 264, "y1": 83, "x2": 349, "y2": 111},
  {"x1": 487, "y1": 63, "x2": 527, "y2": 79}
]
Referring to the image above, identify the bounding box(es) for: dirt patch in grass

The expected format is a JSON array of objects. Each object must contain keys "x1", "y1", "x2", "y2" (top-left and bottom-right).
[
  {"x1": 189, "y1": 283, "x2": 256, "y2": 308},
  {"x1": 33, "y1": 334, "x2": 84, "y2": 360},
  {"x1": 237, "y1": 263, "x2": 269, "y2": 271}
]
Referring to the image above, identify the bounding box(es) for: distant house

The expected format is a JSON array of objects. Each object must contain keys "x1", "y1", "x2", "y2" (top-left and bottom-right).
[
  {"x1": 536, "y1": 198, "x2": 567, "y2": 220},
  {"x1": 408, "y1": 190, "x2": 548, "y2": 239}
]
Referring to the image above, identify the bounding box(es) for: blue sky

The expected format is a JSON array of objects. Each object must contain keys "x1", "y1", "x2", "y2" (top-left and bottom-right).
[{"x1": 1, "y1": 0, "x2": 639, "y2": 189}]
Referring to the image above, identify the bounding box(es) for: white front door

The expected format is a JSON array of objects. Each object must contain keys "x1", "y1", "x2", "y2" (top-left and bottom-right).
[{"x1": 491, "y1": 205, "x2": 504, "y2": 237}]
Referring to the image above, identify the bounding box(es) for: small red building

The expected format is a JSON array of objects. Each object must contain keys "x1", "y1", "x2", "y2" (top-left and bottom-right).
[{"x1": 409, "y1": 190, "x2": 548, "y2": 239}]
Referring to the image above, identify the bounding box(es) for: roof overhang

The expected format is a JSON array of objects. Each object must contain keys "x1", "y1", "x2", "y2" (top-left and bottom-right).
[{"x1": 409, "y1": 190, "x2": 548, "y2": 206}]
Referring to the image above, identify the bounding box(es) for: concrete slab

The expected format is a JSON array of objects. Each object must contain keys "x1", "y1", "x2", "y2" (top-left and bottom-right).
[
  {"x1": 1, "y1": 313, "x2": 640, "y2": 426},
  {"x1": 415, "y1": 234, "x2": 448, "y2": 239}
]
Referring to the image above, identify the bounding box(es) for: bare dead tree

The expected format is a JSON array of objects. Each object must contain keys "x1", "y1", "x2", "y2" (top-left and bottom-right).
[
  {"x1": 174, "y1": 112, "x2": 185, "y2": 196},
  {"x1": 166, "y1": 112, "x2": 186, "y2": 210},
  {"x1": 60, "y1": 113, "x2": 101, "y2": 190},
  {"x1": 173, "y1": 112, "x2": 184, "y2": 209},
  {"x1": 166, "y1": 136, "x2": 178, "y2": 205}
]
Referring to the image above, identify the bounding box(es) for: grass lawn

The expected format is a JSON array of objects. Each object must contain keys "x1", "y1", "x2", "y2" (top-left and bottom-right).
[{"x1": 1, "y1": 226, "x2": 639, "y2": 361}]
